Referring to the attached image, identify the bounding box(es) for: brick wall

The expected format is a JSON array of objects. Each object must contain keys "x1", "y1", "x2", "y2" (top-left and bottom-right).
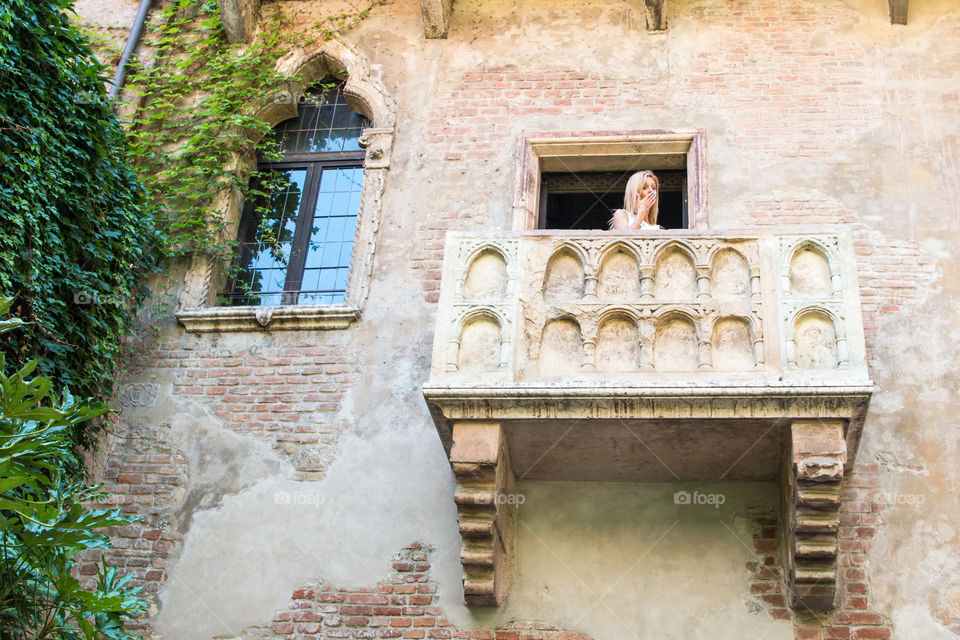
[
  {"x1": 264, "y1": 544, "x2": 593, "y2": 640},
  {"x1": 77, "y1": 450, "x2": 184, "y2": 601},
  {"x1": 81, "y1": 339, "x2": 360, "y2": 602},
  {"x1": 746, "y1": 464, "x2": 894, "y2": 640},
  {"x1": 158, "y1": 342, "x2": 357, "y2": 478}
]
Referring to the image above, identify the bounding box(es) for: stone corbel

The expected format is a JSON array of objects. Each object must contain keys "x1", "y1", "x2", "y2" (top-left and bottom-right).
[
  {"x1": 420, "y1": 0, "x2": 453, "y2": 38},
  {"x1": 644, "y1": 0, "x2": 667, "y2": 32},
  {"x1": 451, "y1": 421, "x2": 516, "y2": 606},
  {"x1": 888, "y1": 0, "x2": 908, "y2": 25},
  {"x1": 782, "y1": 420, "x2": 847, "y2": 611},
  {"x1": 359, "y1": 128, "x2": 395, "y2": 170},
  {"x1": 217, "y1": 0, "x2": 260, "y2": 43}
]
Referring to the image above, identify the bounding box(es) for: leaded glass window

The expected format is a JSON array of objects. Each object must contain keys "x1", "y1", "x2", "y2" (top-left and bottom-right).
[{"x1": 223, "y1": 82, "x2": 369, "y2": 306}]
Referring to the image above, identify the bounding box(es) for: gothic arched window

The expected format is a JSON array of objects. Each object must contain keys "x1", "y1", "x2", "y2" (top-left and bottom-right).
[{"x1": 223, "y1": 82, "x2": 370, "y2": 306}]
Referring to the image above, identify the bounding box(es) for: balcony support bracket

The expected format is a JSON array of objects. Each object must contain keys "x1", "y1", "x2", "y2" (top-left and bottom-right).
[
  {"x1": 645, "y1": 0, "x2": 667, "y2": 31},
  {"x1": 451, "y1": 421, "x2": 516, "y2": 606},
  {"x1": 783, "y1": 420, "x2": 847, "y2": 611},
  {"x1": 889, "y1": 0, "x2": 908, "y2": 25},
  {"x1": 420, "y1": 0, "x2": 452, "y2": 38}
]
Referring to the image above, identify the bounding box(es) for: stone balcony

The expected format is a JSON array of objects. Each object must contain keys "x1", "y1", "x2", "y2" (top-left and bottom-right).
[{"x1": 422, "y1": 228, "x2": 873, "y2": 610}]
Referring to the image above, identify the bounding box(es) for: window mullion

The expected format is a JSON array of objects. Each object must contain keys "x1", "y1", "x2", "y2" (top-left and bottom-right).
[{"x1": 283, "y1": 164, "x2": 323, "y2": 303}]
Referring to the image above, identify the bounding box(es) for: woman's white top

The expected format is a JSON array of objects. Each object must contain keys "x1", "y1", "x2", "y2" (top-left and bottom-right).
[{"x1": 610, "y1": 209, "x2": 663, "y2": 230}]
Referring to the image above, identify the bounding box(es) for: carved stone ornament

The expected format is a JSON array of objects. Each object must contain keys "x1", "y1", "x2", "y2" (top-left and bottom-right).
[
  {"x1": 118, "y1": 383, "x2": 160, "y2": 407},
  {"x1": 359, "y1": 128, "x2": 394, "y2": 170},
  {"x1": 254, "y1": 307, "x2": 274, "y2": 327}
]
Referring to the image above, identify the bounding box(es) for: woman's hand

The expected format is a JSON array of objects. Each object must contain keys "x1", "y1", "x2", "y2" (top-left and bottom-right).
[{"x1": 634, "y1": 190, "x2": 657, "y2": 226}]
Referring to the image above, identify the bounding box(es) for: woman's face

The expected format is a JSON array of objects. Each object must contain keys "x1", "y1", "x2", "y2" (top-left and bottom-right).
[
  {"x1": 634, "y1": 175, "x2": 658, "y2": 208},
  {"x1": 639, "y1": 176, "x2": 657, "y2": 201}
]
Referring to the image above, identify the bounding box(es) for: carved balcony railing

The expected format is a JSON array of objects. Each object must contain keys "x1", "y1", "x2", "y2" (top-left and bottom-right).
[{"x1": 422, "y1": 228, "x2": 873, "y2": 610}]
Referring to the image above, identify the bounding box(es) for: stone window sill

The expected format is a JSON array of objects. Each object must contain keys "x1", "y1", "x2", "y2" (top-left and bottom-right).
[{"x1": 176, "y1": 304, "x2": 359, "y2": 332}]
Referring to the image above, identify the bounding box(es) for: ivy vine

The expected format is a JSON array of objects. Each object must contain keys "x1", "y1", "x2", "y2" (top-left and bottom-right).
[
  {"x1": 0, "y1": 0, "x2": 157, "y2": 447},
  {"x1": 125, "y1": 0, "x2": 296, "y2": 259}
]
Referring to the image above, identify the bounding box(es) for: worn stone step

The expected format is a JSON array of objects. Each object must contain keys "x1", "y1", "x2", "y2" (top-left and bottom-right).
[
  {"x1": 794, "y1": 565, "x2": 837, "y2": 583},
  {"x1": 461, "y1": 549, "x2": 495, "y2": 566},
  {"x1": 459, "y1": 519, "x2": 494, "y2": 537},
  {"x1": 455, "y1": 490, "x2": 498, "y2": 506}
]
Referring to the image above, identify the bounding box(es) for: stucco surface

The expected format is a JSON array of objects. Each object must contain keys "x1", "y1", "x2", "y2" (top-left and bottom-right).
[
  {"x1": 493, "y1": 482, "x2": 792, "y2": 639},
  {"x1": 67, "y1": 0, "x2": 960, "y2": 637}
]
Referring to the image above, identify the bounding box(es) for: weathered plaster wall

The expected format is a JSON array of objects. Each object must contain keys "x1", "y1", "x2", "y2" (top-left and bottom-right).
[
  {"x1": 70, "y1": 0, "x2": 960, "y2": 638},
  {"x1": 73, "y1": 0, "x2": 142, "y2": 71}
]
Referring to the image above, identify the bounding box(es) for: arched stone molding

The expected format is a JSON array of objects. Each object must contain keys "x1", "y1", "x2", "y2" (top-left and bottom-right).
[
  {"x1": 450, "y1": 308, "x2": 510, "y2": 373},
  {"x1": 787, "y1": 306, "x2": 847, "y2": 369},
  {"x1": 177, "y1": 38, "x2": 398, "y2": 332},
  {"x1": 547, "y1": 240, "x2": 590, "y2": 268},
  {"x1": 537, "y1": 315, "x2": 585, "y2": 375},
  {"x1": 460, "y1": 246, "x2": 511, "y2": 302},
  {"x1": 779, "y1": 238, "x2": 842, "y2": 298},
  {"x1": 274, "y1": 40, "x2": 397, "y2": 130},
  {"x1": 652, "y1": 307, "x2": 702, "y2": 370},
  {"x1": 594, "y1": 309, "x2": 643, "y2": 371},
  {"x1": 543, "y1": 245, "x2": 588, "y2": 301},
  {"x1": 650, "y1": 239, "x2": 699, "y2": 268},
  {"x1": 596, "y1": 242, "x2": 643, "y2": 301},
  {"x1": 596, "y1": 240, "x2": 643, "y2": 269}
]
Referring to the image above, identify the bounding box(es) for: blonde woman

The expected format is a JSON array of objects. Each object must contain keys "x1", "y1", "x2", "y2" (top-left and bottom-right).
[{"x1": 610, "y1": 170, "x2": 662, "y2": 230}]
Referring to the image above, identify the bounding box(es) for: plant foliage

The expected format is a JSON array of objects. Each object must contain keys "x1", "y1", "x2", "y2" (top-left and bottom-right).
[
  {"x1": 0, "y1": 0, "x2": 157, "y2": 444},
  {"x1": 0, "y1": 297, "x2": 148, "y2": 639},
  {"x1": 125, "y1": 0, "x2": 297, "y2": 258}
]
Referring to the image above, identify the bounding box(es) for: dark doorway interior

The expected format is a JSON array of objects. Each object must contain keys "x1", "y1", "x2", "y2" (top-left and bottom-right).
[{"x1": 540, "y1": 170, "x2": 687, "y2": 230}]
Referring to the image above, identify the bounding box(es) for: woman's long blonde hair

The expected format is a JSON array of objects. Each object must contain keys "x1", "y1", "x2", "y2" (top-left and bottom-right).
[{"x1": 623, "y1": 170, "x2": 660, "y2": 225}]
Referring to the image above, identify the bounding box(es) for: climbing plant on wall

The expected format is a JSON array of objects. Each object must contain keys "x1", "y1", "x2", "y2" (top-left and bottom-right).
[
  {"x1": 124, "y1": 0, "x2": 388, "y2": 258},
  {"x1": 124, "y1": 0, "x2": 294, "y2": 258},
  {"x1": 0, "y1": 0, "x2": 387, "y2": 446},
  {"x1": 0, "y1": 0, "x2": 157, "y2": 446}
]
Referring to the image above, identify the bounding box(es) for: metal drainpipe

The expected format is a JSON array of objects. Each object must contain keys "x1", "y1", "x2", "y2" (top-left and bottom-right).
[{"x1": 108, "y1": 0, "x2": 152, "y2": 102}]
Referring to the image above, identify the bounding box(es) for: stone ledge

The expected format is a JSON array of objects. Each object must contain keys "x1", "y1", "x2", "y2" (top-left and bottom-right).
[
  {"x1": 423, "y1": 383, "x2": 872, "y2": 470},
  {"x1": 176, "y1": 305, "x2": 359, "y2": 332}
]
